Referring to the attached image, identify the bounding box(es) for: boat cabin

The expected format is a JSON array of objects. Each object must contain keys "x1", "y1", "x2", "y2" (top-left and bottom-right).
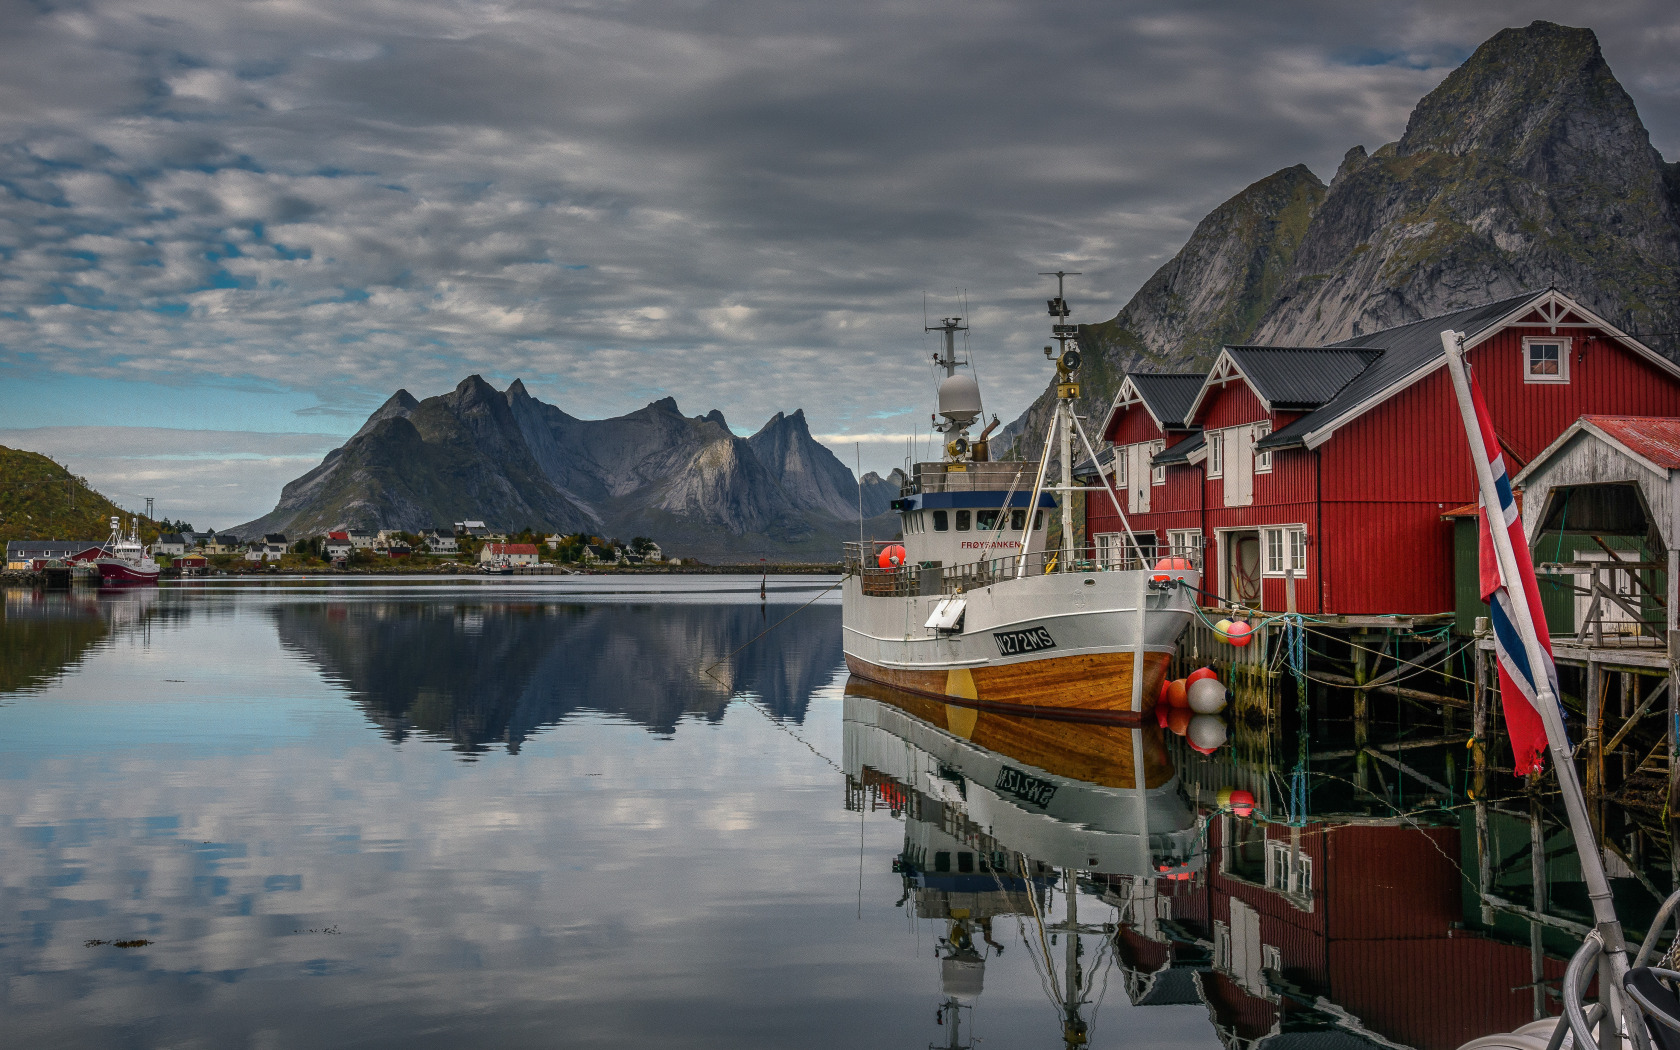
[{"x1": 889, "y1": 460, "x2": 1055, "y2": 574}]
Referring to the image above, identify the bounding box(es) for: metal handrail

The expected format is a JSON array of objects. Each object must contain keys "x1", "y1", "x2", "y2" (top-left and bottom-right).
[{"x1": 843, "y1": 543, "x2": 1203, "y2": 599}]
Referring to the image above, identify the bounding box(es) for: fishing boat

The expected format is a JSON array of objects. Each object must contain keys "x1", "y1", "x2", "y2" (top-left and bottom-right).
[
  {"x1": 841, "y1": 274, "x2": 1200, "y2": 721},
  {"x1": 96, "y1": 516, "x2": 160, "y2": 584}
]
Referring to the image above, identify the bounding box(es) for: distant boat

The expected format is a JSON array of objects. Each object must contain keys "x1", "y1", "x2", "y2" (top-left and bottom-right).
[{"x1": 96, "y1": 516, "x2": 160, "y2": 585}]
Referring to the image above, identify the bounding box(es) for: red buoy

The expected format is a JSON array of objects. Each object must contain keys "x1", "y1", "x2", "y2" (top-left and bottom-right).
[
  {"x1": 1229, "y1": 789, "x2": 1255, "y2": 817},
  {"x1": 1152, "y1": 556, "x2": 1194, "y2": 582},
  {"x1": 1187, "y1": 666, "x2": 1218, "y2": 685},
  {"x1": 877, "y1": 544, "x2": 907, "y2": 569},
  {"x1": 1225, "y1": 621, "x2": 1254, "y2": 648}
]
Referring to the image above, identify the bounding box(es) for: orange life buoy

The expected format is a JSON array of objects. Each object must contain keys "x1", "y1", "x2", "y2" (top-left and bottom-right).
[{"x1": 878, "y1": 544, "x2": 907, "y2": 569}]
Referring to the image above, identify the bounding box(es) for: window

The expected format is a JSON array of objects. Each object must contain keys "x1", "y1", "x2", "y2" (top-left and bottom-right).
[
  {"x1": 1524, "y1": 336, "x2": 1571, "y2": 383},
  {"x1": 976, "y1": 509, "x2": 998, "y2": 531},
  {"x1": 1167, "y1": 529, "x2": 1201, "y2": 560},
  {"x1": 1207, "y1": 430, "x2": 1223, "y2": 477},
  {"x1": 934, "y1": 851, "x2": 951, "y2": 873},
  {"x1": 1010, "y1": 509, "x2": 1026, "y2": 530},
  {"x1": 1113, "y1": 446, "x2": 1127, "y2": 487},
  {"x1": 1262, "y1": 526, "x2": 1308, "y2": 576},
  {"x1": 957, "y1": 852, "x2": 974, "y2": 873},
  {"x1": 1254, "y1": 423, "x2": 1272, "y2": 473},
  {"x1": 1151, "y1": 440, "x2": 1166, "y2": 485},
  {"x1": 932, "y1": 510, "x2": 948, "y2": 532},
  {"x1": 955, "y1": 510, "x2": 971, "y2": 531},
  {"x1": 1034, "y1": 510, "x2": 1045, "y2": 530}
]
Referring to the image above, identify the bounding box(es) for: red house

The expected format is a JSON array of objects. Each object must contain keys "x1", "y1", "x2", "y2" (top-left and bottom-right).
[{"x1": 1085, "y1": 290, "x2": 1680, "y2": 615}]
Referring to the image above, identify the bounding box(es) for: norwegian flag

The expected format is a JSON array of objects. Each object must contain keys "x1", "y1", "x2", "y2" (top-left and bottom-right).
[{"x1": 1470, "y1": 370, "x2": 1561, "y2": 775}]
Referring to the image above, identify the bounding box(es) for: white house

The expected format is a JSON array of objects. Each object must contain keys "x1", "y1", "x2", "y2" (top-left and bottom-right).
[
  {"x1": 244, "y1": 543, "x2": 286, "y2": 563},
  {"x1": 479, "y1": 542, "x2": 539, "y2": 567},
  {"x1": 152, "y1": 533, "x2": 189, "y2": 556},
  {"x1": 425, "y1": 529, "x2": 458, "y2": 554},
  {"x1": 324, "y1": 538, "x2": 353, "y2": 560},
  {"x1": 346, "y1": 530, "x2": 377, "y2": 550}
]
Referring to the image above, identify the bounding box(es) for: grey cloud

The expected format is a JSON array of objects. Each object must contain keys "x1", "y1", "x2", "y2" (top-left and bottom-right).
[{"x1": 1, "y1": 0, "x2": 1678, "y2": 484}]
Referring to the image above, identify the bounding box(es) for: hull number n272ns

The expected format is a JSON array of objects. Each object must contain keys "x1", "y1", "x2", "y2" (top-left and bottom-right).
[
  {"x1": 994, "y1": 765, "x2": 1058, "y2": 808},
  {"x1": 993, "y1": 626, "x2": 1055, "y2": 656}
]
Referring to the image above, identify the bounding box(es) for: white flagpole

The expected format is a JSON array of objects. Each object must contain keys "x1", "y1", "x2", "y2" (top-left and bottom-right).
[{"x1": 1439, "y1": 330, "x2": 1631, "y2": 998}]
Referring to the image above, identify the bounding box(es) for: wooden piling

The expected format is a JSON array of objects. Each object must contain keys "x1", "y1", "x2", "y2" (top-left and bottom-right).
[{"x1": 1473, "y1": 620, "x2": 1489, "y2": 801}]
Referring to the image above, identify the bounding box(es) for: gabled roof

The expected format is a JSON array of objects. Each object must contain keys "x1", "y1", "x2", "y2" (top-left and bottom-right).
[
  {"x1": 1101, "y1": 373, "x2": 1207, "y2": 437},
  {"x1": 1155, "y1": 430, "x2": 1205, "y2": 467},
  {"x1": 1513, "y1": 414, "x2": 1680, "y2": 487},
  {"x1": 1257, "y1": 290, "x2": 1680, "y2": 451},
  {"x1": 1221, "y1": 346, "x2": 1384, "y2": 410}
]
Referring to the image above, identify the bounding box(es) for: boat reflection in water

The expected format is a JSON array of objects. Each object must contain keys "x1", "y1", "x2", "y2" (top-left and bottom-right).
[{"x1": 843, "y1": 677, "x2": 1202, "y2": 1048}]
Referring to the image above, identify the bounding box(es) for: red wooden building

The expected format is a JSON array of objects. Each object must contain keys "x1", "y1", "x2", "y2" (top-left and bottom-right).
[{"x1": 1085, "y1": 290, "x2": 1680, "y2": 615}]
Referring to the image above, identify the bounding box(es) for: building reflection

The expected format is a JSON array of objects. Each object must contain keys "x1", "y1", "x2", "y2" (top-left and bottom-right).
[
  {"x1": 272, "y1": 600, "x2": 843, "y2": 753},
  {"x1": 0, "y1": 586, "x2": 157, "y2": 693},
  {"x1": 843, "y1": 678, "x2": 1201, "y2": 1047}
]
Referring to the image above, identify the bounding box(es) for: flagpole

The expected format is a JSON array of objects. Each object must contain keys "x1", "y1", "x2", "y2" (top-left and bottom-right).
[{"x1": 1440, "y1": 330, "x2": 1631, "y2": 1004}]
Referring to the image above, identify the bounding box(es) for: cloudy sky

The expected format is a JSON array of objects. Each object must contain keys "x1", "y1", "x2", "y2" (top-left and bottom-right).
[{"x1": 2, "y1": 0, "x2": 1678, "y2": 528}]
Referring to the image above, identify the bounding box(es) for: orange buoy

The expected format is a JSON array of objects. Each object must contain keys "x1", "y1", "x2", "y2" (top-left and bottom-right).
[
  {"x1": 1229, "y1": 789, "x2": 1255, "y2": 817},
  {"x1": 1155, "y1": 702, "x2": 1171, "y2": 729},
  {"x1": 1225, "y1": 621, "x2": 1254, "y2": 647},
  {"x1": 1164, "y1": 678, "x2": 1188, "y2": 708},
  {"x1": 1152, "y1": 556, "x2": 1194, "y2": 582},
  {"x1": 1166, "y1": 707, "x2": 1192, "y2": 735},
  {"x1": 877, "y1": 544, "x2": 907, "y2": 569}
]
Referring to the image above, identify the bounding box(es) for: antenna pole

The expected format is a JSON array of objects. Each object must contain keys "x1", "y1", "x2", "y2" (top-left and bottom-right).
[{"x1": 1038, "y1": 271, "x2": 1082, "y2": 571}]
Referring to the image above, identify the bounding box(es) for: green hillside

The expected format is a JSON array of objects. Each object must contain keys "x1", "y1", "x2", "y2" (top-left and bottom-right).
[{"x1": 0, "y1": 445, "x2": 157, "y2": 545}]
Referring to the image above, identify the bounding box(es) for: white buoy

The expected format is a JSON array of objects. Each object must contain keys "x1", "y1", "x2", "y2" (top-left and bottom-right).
[
  {"x1": 1187, "y1": 715, "x2": 1227, "y2": 752},
  {"x1": 1187, "y1": 676, "x2": 1227, "y2": 714}
]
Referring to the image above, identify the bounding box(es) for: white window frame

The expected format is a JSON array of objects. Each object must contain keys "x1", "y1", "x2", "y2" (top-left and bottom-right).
[
  {"x1": 1167, "y1": 529, "x2": 1201, "y2": 559},
  {"x1": 1254, "y1": 423, "x2": 1272, "y2": 473},
  {"x1": 1113, "y1": 445, "x2": 1127, "y2": 487},
  {"x1": 1524, "y1": 335, "x2": 1571, "y2": 384},
  {"x1": 1150, "y1": 440, "x2": 1165, "y2": 485},
  {"x1": 1262, "y1": 525, "x2": 1308, "y2": 577},
  {"x1": 1206, "y1": 430, "x2": 1222, "y2": 477}
]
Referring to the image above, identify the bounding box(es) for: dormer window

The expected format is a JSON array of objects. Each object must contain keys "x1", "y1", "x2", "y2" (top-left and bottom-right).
[{"x1": 1524, "y1": 336, "x2": 1570, "y2": 384}]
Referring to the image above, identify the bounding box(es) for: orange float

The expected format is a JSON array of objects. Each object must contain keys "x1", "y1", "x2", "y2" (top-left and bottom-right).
[
  {"x1": 1151, "y1": 556, "x2": 1194, "y2": 582},
  {"x1": 1225, "y1": 621, "x2": 1254, "y2": 648},
  {"x1": 1229, "y1": 789, "x2": 1255, "y2": 817},
  {"x1": 1166, "y1": 708, "x2": 1192, "y2": 735},
  {"x1": 877, "y1": 544, "x2": 907, "y2": 568},
  {"x1": 1164, "y1": 678, "x2": 1188, "y2": 708}
]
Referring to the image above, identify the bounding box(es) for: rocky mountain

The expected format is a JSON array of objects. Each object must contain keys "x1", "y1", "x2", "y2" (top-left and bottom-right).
[
  {"x1": 0, "y1": 444, "x2": 161, "y2": 544},
  {"x1": 1005, "y1": 20, "x2": 1680, "y2": 455},
  {"x1": 236, "y1": 377, "x2": 898, "y2": 561}
]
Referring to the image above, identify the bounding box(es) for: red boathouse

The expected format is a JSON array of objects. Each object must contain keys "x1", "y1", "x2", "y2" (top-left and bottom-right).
[{"x1": 1083, "y1": 289, "x2": 1680, "y2": 616}]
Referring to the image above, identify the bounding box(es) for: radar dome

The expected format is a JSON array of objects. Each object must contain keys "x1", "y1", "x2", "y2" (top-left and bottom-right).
[{"x1": 937, "y1": 373, "x2": 982, "y2": 425}]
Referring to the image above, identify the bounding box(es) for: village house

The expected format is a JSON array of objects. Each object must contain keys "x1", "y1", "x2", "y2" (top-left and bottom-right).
[
  {"x1": 5, "y1": 540, "x2": 107, "y2": 571},
  {"x1": 244, "y1": 542, "x2": 286, "y2": 563},
  {"x1": 423, "y1": 529, "x2": 458, "y2": 554},
  {"x1": 581, "y1": 544, "x2": 622, "y2": 566},
  {"x1": 479, "y1": 542, "x2": 539, "y2": 567},
  {"x1": 454, "y1": 520, "x2": 506, "y2": 541},
  {"x1": 173, "y1": 553, "x2": 209, "y2": 575},
  {"x1": 201, "y1": 533, "x2": 242, "y2": 555},
  {"x1": 323, "y1": 536, "x2": 353, "y2": 561},
  {"x1": 151, "y1": 533, "x2": 189, "y2": 556},
  {"x1": 346, "y1": 529, "x2": 377, "y2": 550},
  {"x1": 262, "y1": 532, "x2": 287, "y2": 546},
  {"x1": 1085, "y1": 290, "x2": 1680, "y2": 616}
]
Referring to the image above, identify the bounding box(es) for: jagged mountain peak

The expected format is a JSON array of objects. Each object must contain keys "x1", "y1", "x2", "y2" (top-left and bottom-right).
[
  {"x1": 1398, "y1": 22, "x2": 1627, "y2": 162},
  {"x1": 352, "y1": 389, "x2": 420, "y2": 440},
  {"x1": 506, "y1": 378, "x2": 531, "y2": 398},
  {"x1": 703, "y1": 409, "x2": 729, "y2": 429}
]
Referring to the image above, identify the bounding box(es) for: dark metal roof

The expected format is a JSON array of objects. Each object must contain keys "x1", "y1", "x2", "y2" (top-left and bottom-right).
[
  {"x1": 1155, "y1": 432, "x2": 1204, "y2": 466},
  {"x1": 1257, "y1": 291, "x2": 1549, "y2": 450},
  {"x1": 1131, "y1": 372, "x2": 1208, "y2": 428},
  {"x1": 1223, "y1": 346, "x2": 1384, "y2": 410},
  {"x1": 1135, "y1": 966, "x2": 1206, "y2": 1006}
]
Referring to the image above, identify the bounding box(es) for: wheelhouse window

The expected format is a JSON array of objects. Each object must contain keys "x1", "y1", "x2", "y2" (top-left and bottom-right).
[
  {"x1": 932, "y1": 510, "x2": 948, "y2": 532},
  {"x1": 1524, "y1": 336, "x2": 1570, "y2": 383},
  {"x1": 955, "y1": 510, "x2": 971, "y2": 531},
  {"x1": 976, "y1": 510, "x2": 999, "y2": 531},
  {"x1": 1151, "y1": 440, "x2": 1166, "y2": 485},
  {"x1": 1010, "y1": 509, "x2": 1026, "y2": 530},
  {"x1": 1207, "y1": 431, "x2": 1222, "y2": 477},
  {"x1": 1034, "y1": 510, "x2": 1044, "y2": 530}
]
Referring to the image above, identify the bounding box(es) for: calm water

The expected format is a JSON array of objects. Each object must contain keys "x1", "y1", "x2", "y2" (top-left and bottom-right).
[{"x1": 1, "y1": 578, "x2": 1672, "y2": 1049}]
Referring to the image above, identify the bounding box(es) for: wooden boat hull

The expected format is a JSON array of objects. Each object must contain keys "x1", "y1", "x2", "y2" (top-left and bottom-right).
[{"x1": 844, "y1": 648, "x2": 1171, "y2": 723}]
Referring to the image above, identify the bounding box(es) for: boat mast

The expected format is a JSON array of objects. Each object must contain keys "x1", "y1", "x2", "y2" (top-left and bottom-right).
[{"x1": 1042, "y1": 272, "x2": 1080, "y2": 571}]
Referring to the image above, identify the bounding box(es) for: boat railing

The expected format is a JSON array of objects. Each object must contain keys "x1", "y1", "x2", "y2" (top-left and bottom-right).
[
  {"x1": 1552, "y1": 887, "x2": 1680, "y2": 1050},
  {"x1": 844, "y1": 542, "x2": 1203, "y2": 599},
  {"x1": 903, "y1": 460, "x2": 1036, "y2": 495}
]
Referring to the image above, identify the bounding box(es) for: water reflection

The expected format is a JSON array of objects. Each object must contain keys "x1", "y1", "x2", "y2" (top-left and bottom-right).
[
  {"x1": 0, "y1": 587, "x2": 161, "y2": 694},
  {"x1": 844, "y1": 679, "x2": 1202, "y2": 1047},
  {"x1": 273, "y1": 599, "x2": 842, "y2": 751}
]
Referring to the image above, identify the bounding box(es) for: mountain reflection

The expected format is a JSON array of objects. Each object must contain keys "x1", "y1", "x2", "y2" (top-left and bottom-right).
[{"x1": 273, "y1": 600, "x2": 843, "y2": 752}]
